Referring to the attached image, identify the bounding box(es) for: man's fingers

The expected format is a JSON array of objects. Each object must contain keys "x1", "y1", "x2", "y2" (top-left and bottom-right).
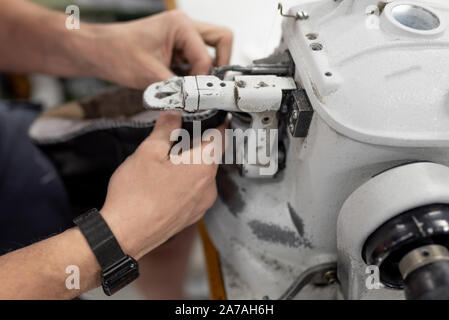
[
  {"x1": 193, "y1": 118, "x2": 230, "y2": 166},
  {"x1": 152, "y1": 63, "x2": 176, "y2": 82},
  {"x1": 194, "y1": 21, "x2": 233, "y2": 66},
  {"x1": 177, "y1": 26, "x2": 212, "y2": 76},
  {"x1": 136, "y1": 64, "x2": 175, "y2": 89},
  {"x1": 145, "y1": 110, "x2": 182, "y2": 156},
  {"x1": 215, "y1": 36, "x2": 233, "y2": 67},
  {"x1": 202, "y1": 118, "x2": 229, "y2": 155},
  {"x1": 177, "y1": 118, "x2": 229, "y2": 166}
]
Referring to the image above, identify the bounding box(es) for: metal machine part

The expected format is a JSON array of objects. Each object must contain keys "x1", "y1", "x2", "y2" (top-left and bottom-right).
[
  {"x1": 143, "y1": 74, "x2": 297, "y2": 113},
  {"x1": 283, "y1": 0, "x2": 449, "y2": 145},
  {"x1": 399, "y1": 245, "x2": 449, "y2": 300},
  {"x1": 212, "y1": 50, "x2": 295, "y2": 80},
  {"x1": 338, "y1": 162, "x2": 449, "y2": 299},
  {"x1": 277, "y1": 262, "x2": 337, "y2": 300},
  {"x1": 278, "y1": 3, "x2": 310, "y2": 21},
  {"x1": 380, "y1": 1, "x2": 446, "y2": 38},
  {"x1": 143, "y1": 70, "x2": 298, "y2": 178},
  {"x1": 391, "y1": 4, "x2": 441, "y2": 30},
  {"x1": 285, "y1": 89, "x2": 313, "y2": 138},
  {"x1": 363, "y1": 203, "x2": 449, "y2": 289},
  {"x1": 209, "y1": 0, "x2": 449, "y2": 300},
  {"x1": 399, "y1": 245, "x2": 449, "y2": 279},
  {"x1": 142, "y1": 0, "x2": 449, "y2": 299}
]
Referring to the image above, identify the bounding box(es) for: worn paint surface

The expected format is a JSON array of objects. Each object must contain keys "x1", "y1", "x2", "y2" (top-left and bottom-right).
[
  {"x1": 287, "y1": 202, "x2": 304, "y2": 237},
  {"x1": 248, "y1": 220, "x2": 311, "y2": 248},
  {"x1": 245, "y1": 202, "x2": 312, "y2": 249},
  {"x1": 287, "y1": 202, "x2": 313, "y2": 248},
  {"x1": 216, "y1": 167, "x2": 246, "y2": 216}
]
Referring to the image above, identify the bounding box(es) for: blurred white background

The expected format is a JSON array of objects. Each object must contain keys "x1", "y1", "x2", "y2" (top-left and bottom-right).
[{"x1": 178, "y1": 0, "x2": 319, "y2": 65}]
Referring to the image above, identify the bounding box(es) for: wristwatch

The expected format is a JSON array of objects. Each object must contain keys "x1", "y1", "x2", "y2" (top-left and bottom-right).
[{"x1": 74, "y1": 208, "x2": 139, "y2": 296}]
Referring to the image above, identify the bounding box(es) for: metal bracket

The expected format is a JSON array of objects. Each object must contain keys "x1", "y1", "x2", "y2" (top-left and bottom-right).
[
  {"x1": 287, "y1": 89, "x2": 314, "y2": 138},
  {"x1": 143, "y1": 75, "x2": 297, "y2": 178}
]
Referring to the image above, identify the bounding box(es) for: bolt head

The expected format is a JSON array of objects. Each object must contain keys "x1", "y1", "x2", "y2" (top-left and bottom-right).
[
  {"x1": 323, "y1": 270, "x2": 337, "y2": 284},
  {"x1": 297, "y1": 11, "x2": 309, "y2": 20},
  {"x1": 292, "y1": 110, "x2": 299, "y2": 120},
  {"x1": 236, "y1": 80, "x2": 246, "y2": 88},
  {"x1": 289, "y1": 123, "x2": 295, "y2": 133}
]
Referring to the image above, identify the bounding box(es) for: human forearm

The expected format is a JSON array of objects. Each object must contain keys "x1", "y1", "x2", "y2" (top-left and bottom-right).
[
  {"x1": 0, "y1": 205, "x2": 169, "y2": 300},
  {"x1": 0, "y1": 0, "x2": 99, "y2": 78},
  {"x1": 0, "y1": 227, "x2": 101, "y2": 299},
  {"x1": 0, "y1": 112, "x2": 225, "y2": 299},
  {"x1": 0, "y1": 1, "x2": 233, "y2": 89}
]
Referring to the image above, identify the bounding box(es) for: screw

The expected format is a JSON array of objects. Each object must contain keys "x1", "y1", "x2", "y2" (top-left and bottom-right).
[
  {"x1": 323, "y1": 270, "x2": 337, "y2": 285},
  {"x1": 306, "y1": 33, "x2": 318, "y2": 40},
  {"x1": 236, "y1": 80, "x2": 246, "y2": 88},
  {"x1": 289, "y1": 123, "x2": 295, "y2": 134},
  {"x1": 310, "y1": 43, "x2": 323, "y2": 51},
  {"x1": 292, "y1": 110, "x2": 299, "y2": 120},
  {"x1": 280, "y1": 104, "x2": 288, "y2": 114},
  {"x1": 297, "y1": 11, "x2": 309, "y2": 20}
]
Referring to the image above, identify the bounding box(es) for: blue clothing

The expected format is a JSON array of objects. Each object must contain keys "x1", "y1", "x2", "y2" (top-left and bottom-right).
[{"x1": 0, "y1": 103, "x2": 72, "y2": 255}]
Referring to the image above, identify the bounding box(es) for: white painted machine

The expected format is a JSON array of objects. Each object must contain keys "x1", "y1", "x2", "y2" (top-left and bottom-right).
[{"x1": 144, "y1": 0, "x2": 449, "y2": 299}]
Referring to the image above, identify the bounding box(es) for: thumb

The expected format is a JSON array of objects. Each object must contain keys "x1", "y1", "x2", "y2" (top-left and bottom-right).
[
  {"x1": 152, "y1": 63, "x2": 176, "y2": 81},
  {"x1": 138, "y1": 63, "x2": 175, "y2": 89},
  {"x1": 133, "y1": 63, "x2": 175, "y2": 90},
  {"x1": 143, "y1": 110, "x2": 182, "y2": 156}
]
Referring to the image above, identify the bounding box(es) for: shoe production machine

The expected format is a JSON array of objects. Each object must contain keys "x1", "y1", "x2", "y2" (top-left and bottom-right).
[
  {"x1": 30, "y1": 0, "x2": 449, "y2": 300},
  {"x1": 142, "y1": 0, "x2": 449, "y2": 299}
]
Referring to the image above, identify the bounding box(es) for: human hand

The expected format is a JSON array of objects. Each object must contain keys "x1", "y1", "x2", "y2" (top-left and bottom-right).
[
  {"x1": 100, "y1": 111, "x2": 226, "y2": 259},
  {"x1": 85, "y1": 11, "x2": 233, "y2": 89}
]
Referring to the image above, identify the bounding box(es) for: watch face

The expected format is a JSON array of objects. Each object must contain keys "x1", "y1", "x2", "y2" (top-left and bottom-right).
[{"x1": 101, "y1": 256, "x2": 139, "y2": 296}]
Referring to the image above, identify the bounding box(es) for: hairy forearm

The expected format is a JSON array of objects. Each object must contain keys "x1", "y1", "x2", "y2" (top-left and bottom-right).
[
  {"x1": 0, "y1": 228, "x2": 101, "y2": 299},
  {"x1": 0, "y1": 0, "x2": 99, "y2": 77}
]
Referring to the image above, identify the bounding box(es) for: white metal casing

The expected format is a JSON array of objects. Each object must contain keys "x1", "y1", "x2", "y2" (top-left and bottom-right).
[
  {"x1": 143, "y1": 75, "x2": 296, "y2": 113},
  {"x1": 205, "y1": 0, "x2": 449, "y2": 299},
  {"x1": 283, "y1": 0, "x2": 449, "y2": 147},
  {"x1": 338, "y1": 162, "x2": 449, "y2": 299}
]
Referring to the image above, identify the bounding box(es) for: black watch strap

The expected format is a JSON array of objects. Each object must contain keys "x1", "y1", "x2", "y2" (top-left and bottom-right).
[
  {"x1": 74, "y1": 208, "x2": 139, "y2": 295},
  {"x1": 74, "y1": 208, "x2": 125, "y2": 270}
]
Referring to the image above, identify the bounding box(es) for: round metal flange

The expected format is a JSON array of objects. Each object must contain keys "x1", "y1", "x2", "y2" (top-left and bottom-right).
[
  {"x1": 381, "y1": 1, "x2": 446, "y2": 38},
  {"x1": 391, "y1": 4, "x2": 440, "y2": 31},
  {"x1": 399, "y1": 244, "x2": 449, "y2": 279},
  {"x1": 363, "y1": 204, "x2": 449, "y2": 288}
]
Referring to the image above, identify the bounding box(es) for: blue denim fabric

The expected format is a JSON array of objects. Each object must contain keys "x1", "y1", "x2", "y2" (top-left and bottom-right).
[{"x1": 0, "y1": 102, "x2": 72, "y2": 255}]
